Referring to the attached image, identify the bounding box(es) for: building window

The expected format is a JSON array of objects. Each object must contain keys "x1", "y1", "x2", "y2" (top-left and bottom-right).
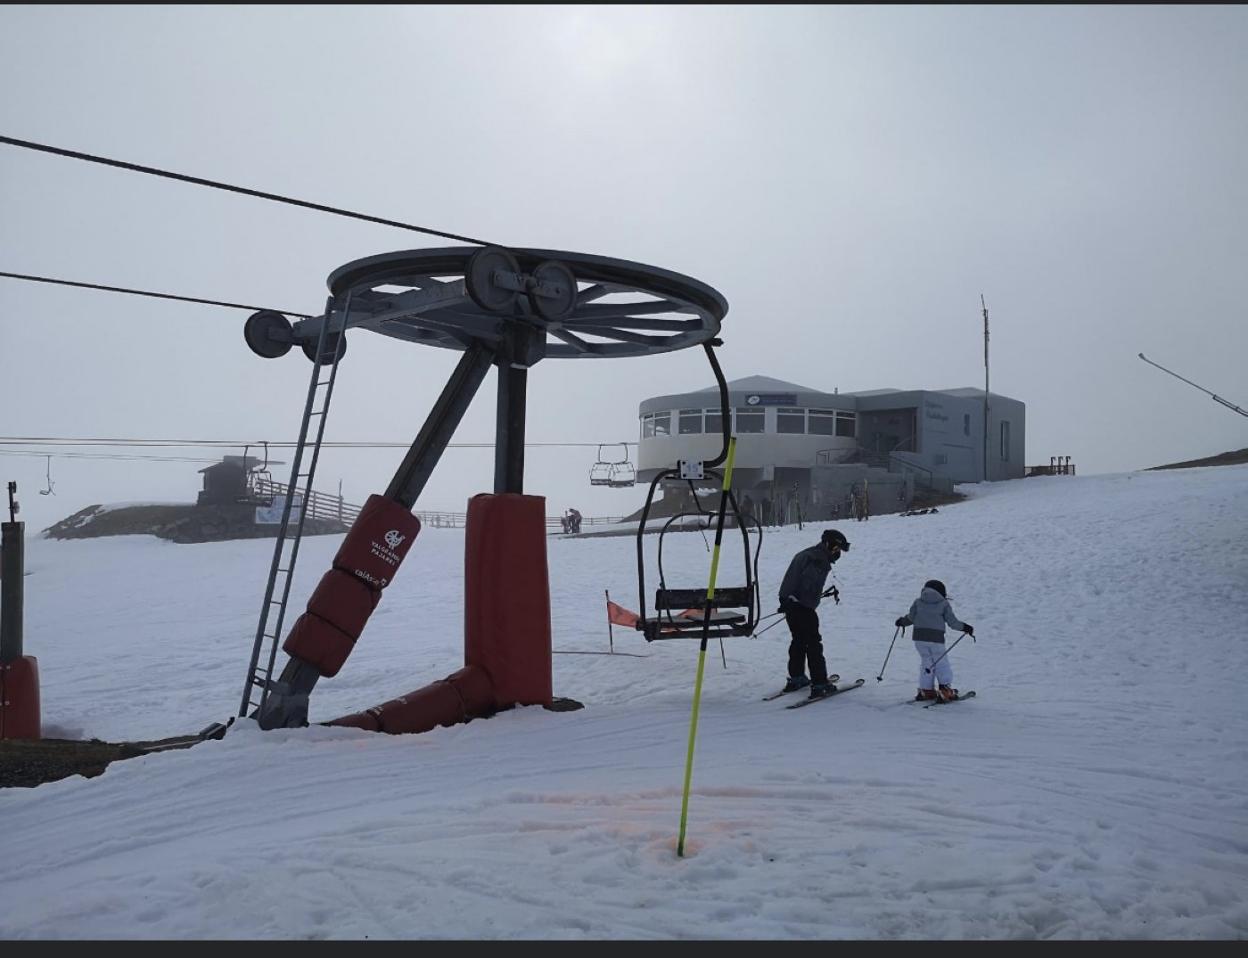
[
  {"x1": 1000, "y1": 421, "x2": 1010, "y2": 460},
  {"x1": 679, "y1": 409, "x2": 702, "y2": 434},
  {"x1": 964, "y1": 413, "x2": 971, "y2": 437},
  {"x1": 704, "y1": 409, "x2": 723, "y2": 436},
  {"x1": 734, "y1": 407, "x2": 764, "y2": 434},
  {"x1": 641, "y1": 412, "x2": 672, "y2": 439},
  {"x1": 835, "y1": 412, "x2": 856, "y2": 438},
  {"x1": 808, "y1": 409, "x2": 837, "y2": 436},
  {"x1": 777, "y1": 407, "x2": 806, "y2": 434}
]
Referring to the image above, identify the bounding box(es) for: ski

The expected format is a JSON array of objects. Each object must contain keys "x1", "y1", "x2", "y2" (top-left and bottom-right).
[
  {"x1": 923, "y1": 690, "x2": 976, "y2": 709},
  {"x1": 785, "y1": 677, "x2": 865, "y2": 709},
  {"x1": 762, "y1": 674, "x2": 839, "y2": 701}
]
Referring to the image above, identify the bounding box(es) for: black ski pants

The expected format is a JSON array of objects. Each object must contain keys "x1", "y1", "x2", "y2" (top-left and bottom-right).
[{"x1": 785, "y1": 602, "x2": 828, "y2": 685}]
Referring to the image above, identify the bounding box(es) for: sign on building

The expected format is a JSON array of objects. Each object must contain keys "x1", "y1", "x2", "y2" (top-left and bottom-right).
[{"x1": 255, "y1": 493, "x2": 304, "y2": 526}]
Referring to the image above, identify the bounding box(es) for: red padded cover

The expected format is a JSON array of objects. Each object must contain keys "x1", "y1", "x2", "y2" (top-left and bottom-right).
[
  {"x1": 0, "y1": 656, "x2": 40, "y2": 740},
  {"x1": 464, "y1": 494, "x2": 552, "y2": 707},
  {"x1": 333, "y1": 495, "x2": 422, "y2": 589},
  {"x1": 283, "y1": 612, "x2": 354, "y2": 678},
  {"x1": 306, "y1": 569, "x2": 380, "y2": 639}
]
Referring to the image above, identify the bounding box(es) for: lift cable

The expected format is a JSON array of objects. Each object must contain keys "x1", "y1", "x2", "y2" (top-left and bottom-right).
[
  {"x1": 0, "y1": 133, "x2": 497, "y2": 247},
  {"x1": 0, "y1": 270, "x2": 314, "y2": 319},
  {"x1": 0, "y1": 436, "x2": 637, "y2": 450}
]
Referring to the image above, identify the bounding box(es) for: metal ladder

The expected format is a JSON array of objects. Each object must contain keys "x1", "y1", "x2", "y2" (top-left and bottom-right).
[{"x1": 238, "y1": 297, "x2": 350, "y2": 719}]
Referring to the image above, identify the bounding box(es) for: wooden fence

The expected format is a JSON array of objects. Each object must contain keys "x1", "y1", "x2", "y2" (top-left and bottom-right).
[{"x1": 250, "y1": 477, "x2": 622, "y2": 531}]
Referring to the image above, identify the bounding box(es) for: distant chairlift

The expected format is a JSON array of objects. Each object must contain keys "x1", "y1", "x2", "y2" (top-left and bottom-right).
[
  {"x1": 590, "y1": 444, "x2": 635, "y2": 488},
  {"x1": 238, "y1": 442, "x2": 276, "y2": 506}
]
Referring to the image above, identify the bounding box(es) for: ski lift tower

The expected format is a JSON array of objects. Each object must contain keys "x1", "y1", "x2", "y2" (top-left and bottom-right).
[{"x1": 240, "y1": 246, "x2": 727, "y2": 732}]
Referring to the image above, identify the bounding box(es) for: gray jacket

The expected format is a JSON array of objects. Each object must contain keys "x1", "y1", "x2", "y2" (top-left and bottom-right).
[
  {"x1": 778, "y1": 544, "x2": 834, "y2": 609},
  {"x1": 898, "y1": 587, "x2": 966, "y2": 645}
]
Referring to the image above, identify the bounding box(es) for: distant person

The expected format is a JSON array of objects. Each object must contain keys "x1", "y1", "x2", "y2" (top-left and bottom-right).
[
  {"x1": 568, "y1": 507, "x2": 582, "y2": 534},
  {"x1": 777, "y1": 529, "x2": 850, "y2": 698},
  {"x1": 894, "y1": 579, "x2": 975, "y2": 703}
]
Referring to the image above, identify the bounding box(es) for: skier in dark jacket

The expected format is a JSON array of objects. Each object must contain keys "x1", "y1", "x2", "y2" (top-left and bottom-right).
[
  {"x1": 778, "y1": 528, "x2": 850, "y2": 697},
  {"x1": 895, "y1": 579, "x2": 975, "y2": 702}
]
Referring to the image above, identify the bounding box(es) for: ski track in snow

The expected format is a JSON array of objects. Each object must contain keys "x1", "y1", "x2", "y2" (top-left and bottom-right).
[{"x1": 2, "y1": 466, "x2": 1246, "y2": 938}]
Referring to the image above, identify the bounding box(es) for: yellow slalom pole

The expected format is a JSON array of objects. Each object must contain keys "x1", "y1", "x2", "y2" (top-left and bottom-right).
[{"x1": 677, "y1": 437, "x2": 737, "y2": 858}]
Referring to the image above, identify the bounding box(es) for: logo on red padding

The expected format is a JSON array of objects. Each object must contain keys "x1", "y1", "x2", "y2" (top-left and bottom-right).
[{"x1": 384, "y1": 530, "x2": 405, "y2": 549}]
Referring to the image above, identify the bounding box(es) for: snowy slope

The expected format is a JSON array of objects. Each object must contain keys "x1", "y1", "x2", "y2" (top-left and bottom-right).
[{"x1": 2, "y1": 466, "x2": 1246, "y2": 939}]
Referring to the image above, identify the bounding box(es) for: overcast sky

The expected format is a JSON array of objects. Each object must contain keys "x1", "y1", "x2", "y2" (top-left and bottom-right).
[{"x1": 2, "y1": 5, "x2": 1245, "y2": 533}]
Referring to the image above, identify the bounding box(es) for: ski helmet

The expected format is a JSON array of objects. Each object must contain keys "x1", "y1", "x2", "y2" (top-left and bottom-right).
[
  {"x1": 821, "y1": 529, "x2": 850, "y2": 552},
  {"x1": 924, "y1": 579, "x2": 947, "y2": 598}
]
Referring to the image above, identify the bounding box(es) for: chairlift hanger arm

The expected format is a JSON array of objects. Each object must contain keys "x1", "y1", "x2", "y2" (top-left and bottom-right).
[{"x1": 701, "y1": 342, "x2": 731, "y2": 469}]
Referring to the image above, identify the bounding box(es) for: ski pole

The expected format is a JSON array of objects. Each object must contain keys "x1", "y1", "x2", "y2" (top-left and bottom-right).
[
  {"x1": 876, "y1": 625, "x2": 902, "y2": 682},
  {"x1": 924, "y1": 631, "x2": 975, "y2": 674},
  {"x1": 752, "y1": 614, "x2": 787, "y2": 638},
  {"x1": 753, "y1": 586, "x2": 837, "y2": 639}
]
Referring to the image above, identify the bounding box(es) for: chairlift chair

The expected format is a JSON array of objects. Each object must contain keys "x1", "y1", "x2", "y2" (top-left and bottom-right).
[
  {"x1": 590, "y1": 443, "x2": 633, "y2": 487},
  {"x1": 632, "y1": 348, "x2": 764, "y2": 643},
  {"x1": 636, "y1": 502, "x2": 762, "y2": 642},
  {"x1": 238, "y1": 443, "x2": 276, "y2": 506},
  {"x1": 589, "y1": 462, "x2": 613, "y2": 487},
  {"x1": 606, "y1": 448, "x2": 636, "y2": 488},
  {"x1": 39, "y1": 455, "x2": 55, "y2": 496}
]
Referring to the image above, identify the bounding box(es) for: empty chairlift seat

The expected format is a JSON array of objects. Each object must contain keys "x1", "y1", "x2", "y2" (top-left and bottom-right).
[{"x1": 641, "y1": 585, "x2": 756, "y2": 641}]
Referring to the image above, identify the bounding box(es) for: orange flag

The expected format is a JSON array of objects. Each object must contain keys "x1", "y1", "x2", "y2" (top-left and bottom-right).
[{"x1": 606, "y1": 600, "x2": 640, "y2": 628}]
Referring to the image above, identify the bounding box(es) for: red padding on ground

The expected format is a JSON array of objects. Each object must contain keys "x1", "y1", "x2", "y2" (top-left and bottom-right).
[
  {"x1": 325, "y1": 665, "x2": 497, "y2": 735},
  {"x1": 306, "y1": 569, "x2": 380, "y2": 640},
  {"x1": 325, "y1": 708, "x2": 382, "y2": 733},
  {"x1": 0, "y1": 656, "x2": 41, "y2": 740},
  {"x1": 333, "y1": 495, "x2": 422, "y2": 589},
  {"x1": 464, "y1": 493, "x2": 552, "y2": 707},
  {"x1": 283, "y1": 612, "x2": 354, "y2": 678}
]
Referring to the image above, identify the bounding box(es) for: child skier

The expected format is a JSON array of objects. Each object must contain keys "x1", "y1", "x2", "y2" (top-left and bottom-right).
[{"x1": 895, "y1": 579, "x2": 974, "y2": 702}]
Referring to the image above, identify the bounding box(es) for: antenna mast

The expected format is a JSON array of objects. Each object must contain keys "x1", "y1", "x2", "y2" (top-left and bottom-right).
[{"x1": 982, "y1": 294, "x2": 990, "y2": 481}]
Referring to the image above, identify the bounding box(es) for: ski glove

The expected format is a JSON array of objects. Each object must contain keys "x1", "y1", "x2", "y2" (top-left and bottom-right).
[
  {"x1": 962, "y1": 624, "x2": 974, "y2": 636},
  {"x1": 895, "y1": 617, "x2": 909, "y2": 628}
]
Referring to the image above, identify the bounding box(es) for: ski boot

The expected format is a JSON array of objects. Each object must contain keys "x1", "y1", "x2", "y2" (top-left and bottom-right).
[{"x1": 782, "y1": 675, "x2": 811, "y2": 693}]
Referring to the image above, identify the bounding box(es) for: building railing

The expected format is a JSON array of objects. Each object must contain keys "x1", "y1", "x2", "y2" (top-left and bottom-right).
[
  {"x1": 408, "y1": 512, "x2": 627, "y2": 532},
  {"x1": 250, "y1": 477, "x2": 624, "y2": 531},
  {"x1": 815, "y1": 448, "x2": 852, "y2": 466},
  {"x1": 889, "y1": 452, "x2": 935, "y2": 488},
  {"x1": 1026, "y1": 457, "x2": 1076, "y2": 478},
  {"x1": 252, "y1": 477, "x2": 360, "y2": 524}
]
